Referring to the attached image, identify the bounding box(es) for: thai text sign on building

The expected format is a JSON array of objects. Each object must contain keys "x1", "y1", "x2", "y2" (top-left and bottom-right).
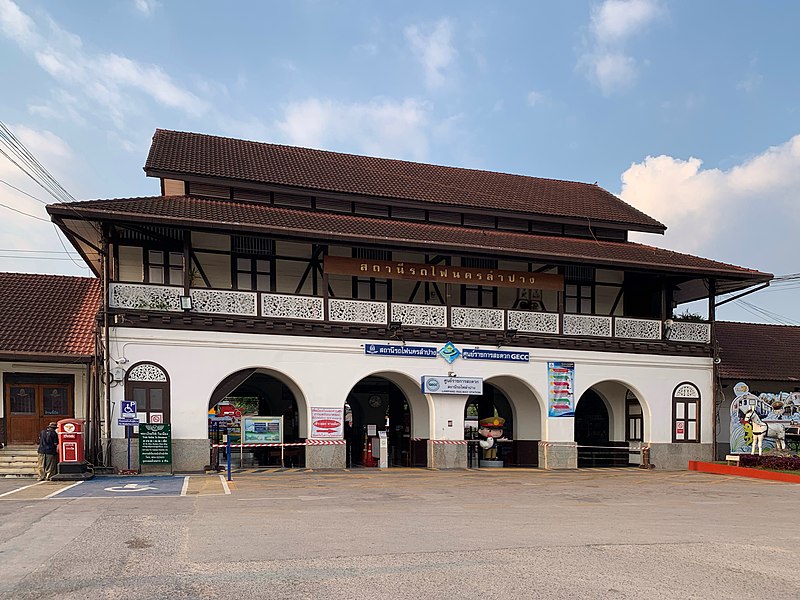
[
  {"x1": 325, "y1": 256, "x2": 563, "y2": 290},
  {"x1": 421, "y1": 376, "x2": 483, "y2": 395},
  {"x1": 311, "y1": 407, "x2": 344, "y2": 439},
  {"x1": 139, "y1": 423, "x2": 172, "y2": 464}
]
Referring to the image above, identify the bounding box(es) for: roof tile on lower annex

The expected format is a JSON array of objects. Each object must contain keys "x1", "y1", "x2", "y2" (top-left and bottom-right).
[
  {"x1": 716, "y1": 322, "x2": 800, "y2": 383},
  {"x1": 144, "y1": 129, "x2": 666, "y2": 233},
  {"x1": 0, "y1": 273, "x2": 101, "y2": 360},
  {"x1": 47, "y1": 196, "x2": 770, "y2": 285}
]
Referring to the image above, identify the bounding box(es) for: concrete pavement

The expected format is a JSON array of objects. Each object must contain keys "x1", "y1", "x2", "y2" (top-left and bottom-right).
[{"x1": 0, "y1": 469, "x2": 798, "y2": 599}]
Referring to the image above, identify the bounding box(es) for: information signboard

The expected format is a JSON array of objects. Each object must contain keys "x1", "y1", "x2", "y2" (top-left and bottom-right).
[
  {"x1": 311, "y1": 407, "x2": 344, "y2": 438},
  {"x1": 139, "y1": 423, "x2": 172, "y2": 464},
  {"x1": 242, "y1": 416, "x2": 282, "y2": 444}
]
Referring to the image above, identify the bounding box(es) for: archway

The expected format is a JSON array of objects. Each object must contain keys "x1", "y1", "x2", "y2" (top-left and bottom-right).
[
  {"x1": 208, "y1": 368, "x2": 308, "y2": 468},
  {"x1": 344, "y1": 374, "x2": 428, "y2": 468},
  {"x1": 575, "y1": 381, "x2": 647, "y2": 467}
]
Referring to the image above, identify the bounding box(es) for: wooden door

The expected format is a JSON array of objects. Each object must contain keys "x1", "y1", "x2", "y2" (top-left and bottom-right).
[{"x1": 5, "y1": 383, "x2": 73, "y2": 445}]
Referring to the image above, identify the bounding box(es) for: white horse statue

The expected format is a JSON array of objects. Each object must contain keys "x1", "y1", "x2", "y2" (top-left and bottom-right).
[{"x1": 742, "y1": 406, "x2": 787, "y2": 455}]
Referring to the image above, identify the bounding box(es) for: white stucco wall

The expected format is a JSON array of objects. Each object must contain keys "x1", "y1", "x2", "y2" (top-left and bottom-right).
[{"x1": 106, "y1": 328, "x2": 714, "y2": 446}]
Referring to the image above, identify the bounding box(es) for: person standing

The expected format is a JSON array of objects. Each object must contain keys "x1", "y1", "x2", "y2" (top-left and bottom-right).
[{"x1": 37, "y1": 422, "x2": 59, "y2": 481}]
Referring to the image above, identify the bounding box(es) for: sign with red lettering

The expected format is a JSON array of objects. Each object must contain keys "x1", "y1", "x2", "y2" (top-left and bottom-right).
[{"x1": 311, "y1": 407, "x2": 344, "y2": 439}]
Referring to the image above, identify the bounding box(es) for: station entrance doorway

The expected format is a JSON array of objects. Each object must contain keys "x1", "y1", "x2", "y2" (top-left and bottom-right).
[
  {"x1": 465, "y1": 383, "x2": 516, "y2": 467},
  {"x1": 209, "y1": 369, "x2": 304, "y2": 468},
  {"x1": 345, "y1": 376, "x2": 422, "y2": 467}
]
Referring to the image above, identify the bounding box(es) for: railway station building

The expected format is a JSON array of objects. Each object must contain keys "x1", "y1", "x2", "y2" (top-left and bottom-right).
[{"x1": 46, "y1": 129, "x2": 772, "y2": 471}]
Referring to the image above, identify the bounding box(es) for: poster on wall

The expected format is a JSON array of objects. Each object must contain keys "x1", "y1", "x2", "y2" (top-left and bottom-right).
[
  {"x1": 311, "y1": 407, "x2": 344, "y2": 438},
  {"x1": 548, "y1": 362, "x2": 575, "y2": 417},
  {"x1": 242, "y1": 416, "x2": 283, "y2": 444}
]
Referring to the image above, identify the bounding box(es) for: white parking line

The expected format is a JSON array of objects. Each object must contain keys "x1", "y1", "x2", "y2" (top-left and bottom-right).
[
  {"x1": 0, "y1": 481, "x2": 44, "y2": 498},
  {"x1": 219, "y1": 474, "x2": 231, "y2": 495},
  {"x1": 46, "y1": 481, "x2": 84, "y2": 498}
]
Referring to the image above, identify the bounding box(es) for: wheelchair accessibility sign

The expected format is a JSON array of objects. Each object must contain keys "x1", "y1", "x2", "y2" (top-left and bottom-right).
[{"x1": 54, "y1": 476, "x2": 187, "y2": 498}]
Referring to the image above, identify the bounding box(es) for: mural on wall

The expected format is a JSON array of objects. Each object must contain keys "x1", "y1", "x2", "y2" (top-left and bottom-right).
[
  {"x1": 548, "y1": 362, "x2": 575, "y2": 417},
  {"x1": 729, "y1": 382, "x2": 800, "y2": 454}
]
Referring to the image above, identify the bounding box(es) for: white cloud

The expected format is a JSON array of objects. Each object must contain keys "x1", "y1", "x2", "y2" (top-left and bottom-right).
[
  {"x1": 0, "y1": 124, "x2": 89, "y2": 274},
  {"x1": 133, "y1": 0, "x2": 160, "y2": 17},
  {"x1": 526, "y1": 91, "x2": 546, "y2": 107},
  {"x1": 579, "y1": 0, "x2": 666, "y2": 95},
  {"x1": 404, "y1": 18, "x2": 457, "y2": 89},
  {"x1": 619, "y1": 135, "x2": 800, "y2": 276},
  {"x1": 0, "y1": 0, "x2": 208, "y2": 129},
  {"x1": 591, "y1": 0, "x2": 664, "y2": 43},
  {"x1": 276, "y1": 98, "x2": 432, "y2": 161}
]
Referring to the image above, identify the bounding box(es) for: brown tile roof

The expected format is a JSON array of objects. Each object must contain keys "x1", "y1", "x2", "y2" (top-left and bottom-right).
[
  {"x1": 716, "y1": 322, "x2": 800, "y2": 382},
  {"x1": 144, "y1": 129, "x2": 666, "y2": 233},
  {"x1": 48, "y1": 196, "x2": 770, "y2": 285},
  {"x1": 0, "y1": 273, "x2": 100, "y2": 360}
]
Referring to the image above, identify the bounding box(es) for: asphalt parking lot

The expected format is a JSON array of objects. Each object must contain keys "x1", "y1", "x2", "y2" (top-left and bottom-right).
[{"x1": 1, "y1": 468, "x2": 798, "y2": 599}]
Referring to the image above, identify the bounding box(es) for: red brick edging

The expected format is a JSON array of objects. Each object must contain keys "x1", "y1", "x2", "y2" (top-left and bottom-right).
[{"x1": 688, "y1": 461, "x2": 800, "y2": 484}]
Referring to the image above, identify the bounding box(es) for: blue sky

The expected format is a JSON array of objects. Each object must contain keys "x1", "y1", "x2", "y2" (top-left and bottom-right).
[{"x1": 1, "y1": 0, "x2": 798, "y2": 324}]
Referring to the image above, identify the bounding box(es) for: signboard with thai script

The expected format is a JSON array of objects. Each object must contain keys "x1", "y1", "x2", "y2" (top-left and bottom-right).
[
  {"x1": 365, "y1": 344, "x2": 438, "y2": 358},
  {"x1": 421, "y1": 376, "x2": 483, "y2": 395},
  {"x1": 462, "y1": 349, "x2": 530, "y2": 362},
  {"x1": 242, "y1": 416, "x2": 283, "y2": 444},
  {"x1": 139, "y1": 424, "x2": 172, "y2": 464},
  {"x1": 548, "y1": 362, "x2": 575, "y2": 417},
  {"x1": 311, "y1": 407, "x2": 344, "y2": 439},
  {"x1": 324, "y1": 256, "x2": 563, "y2": 290}
]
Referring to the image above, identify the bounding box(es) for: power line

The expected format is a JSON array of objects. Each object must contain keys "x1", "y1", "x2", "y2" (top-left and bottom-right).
[{"x1": 0, "y1": 201, "x2": 50, "y2": 222}]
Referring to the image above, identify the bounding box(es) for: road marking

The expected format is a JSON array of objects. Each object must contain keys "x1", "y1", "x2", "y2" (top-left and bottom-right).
[
  {"x1": 236, "y1": 495, "x2": 337, "y2": 501},
  {"x1": 46, "y1": 481, "x2": 83, "y2": 498},
  {"x1": 219, "y1": 474, "x2": 231, "y2": 495},
  {"x1": 0, "y1": 481, "x2": 44, "y2": 498},
  {"x1": 103, "y1": 483, "x2": 158, "y2": 492},
  {"x1": 180, "y1": 476, "x2": 190, "y2": 497}
]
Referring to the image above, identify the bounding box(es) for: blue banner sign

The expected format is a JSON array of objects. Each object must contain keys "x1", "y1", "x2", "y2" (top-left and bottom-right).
[
  {"x1": 365, "y1": 344, "x2": 438, "y2": 358},
  {"x1": 462, "y1": 349, "x2": 530, "y2": 362}
]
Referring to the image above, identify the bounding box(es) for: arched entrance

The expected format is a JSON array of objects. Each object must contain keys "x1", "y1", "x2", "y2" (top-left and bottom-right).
[
  {"x1": 209, "y1": 368, "x2": 307, "y2": 468},
  {"x1": 344, "y1": 375, "x2": 425, "y2": 468},
  {"x1": 465, "y1": 382, "x2": 513, "y2": 467},
  {"x1": 464, "y1": 377, "x2": 543, "y2": 468},
  {"x1": 575, "y1": 381, "x2": 647, "y2": 468}
]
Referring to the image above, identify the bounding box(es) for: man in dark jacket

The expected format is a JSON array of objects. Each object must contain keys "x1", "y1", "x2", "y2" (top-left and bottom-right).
[{"x1": 37, "y1": 422, "x2": 59, "y2": 481}]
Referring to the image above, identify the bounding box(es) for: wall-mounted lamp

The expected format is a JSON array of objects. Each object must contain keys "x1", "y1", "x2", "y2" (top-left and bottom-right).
[
  {"x1": 664, "y1": 319, "x2": 674, "y2": 340},
  {"x1": 498, "y1": 328, "x2": 518, "y2": 347},
  {"x1": 180, "y1": 296, "x2": 193, "y2": 311}
]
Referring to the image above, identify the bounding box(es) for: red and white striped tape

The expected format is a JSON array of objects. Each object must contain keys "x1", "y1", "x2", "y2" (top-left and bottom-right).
[
  {"x1": 211, "y1": 440, "x2": 347, "y2": 449},
  {"x1": 211, "y1": 442, "x2": 307, "y2": 449}
]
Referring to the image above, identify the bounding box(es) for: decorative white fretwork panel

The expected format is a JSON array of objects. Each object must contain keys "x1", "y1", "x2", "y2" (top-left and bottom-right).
[
  {"x1": 190, "y1": 289, "x2": 257, "y2": 316},
  {"x1": 614, "y1": 317, "x2": 661, "y2": 340},
  {"x1": 669, "y1": 322, "x2": 711, "y2": 343},
  {"x1": 674, "y1": 383, "x2": 700, "y2": 398},
  {"x1": 390, "y1": 303, "x2": 447, "y2": 328},
  {"x1": 563, "y1": 314, "x2": 612, "y2": 337},
  {"x1": 450, "y1": 307, "x2": 504, "y2": 330},
  {"x1": 262, "y1": 294, "x2": 324, "y2": 321},
  {"x1": 109, "y1": 283, "x2": 182, "y2": 312},
  {"x1": 127, "y1": 363, "x2": 167, "y2": 382},
  {"x1": 328, "y1": 299, "x2": 388, "y2": 324},
  {"x1": 507, "y1": 311, "x2": 559, "y2": 334}
]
